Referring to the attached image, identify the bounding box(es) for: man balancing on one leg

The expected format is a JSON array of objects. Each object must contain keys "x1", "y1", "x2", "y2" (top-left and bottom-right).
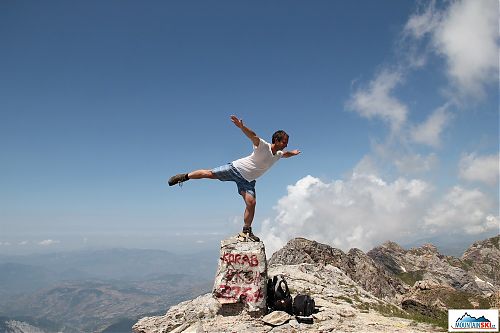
[{"x1": 168, "y1": 115, "x2": 301, "y2": 242}]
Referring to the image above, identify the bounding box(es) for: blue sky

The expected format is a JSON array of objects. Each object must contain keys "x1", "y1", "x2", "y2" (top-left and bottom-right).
[{"x1": 1, "y1": 0, "x2": 498, "y2": 255}]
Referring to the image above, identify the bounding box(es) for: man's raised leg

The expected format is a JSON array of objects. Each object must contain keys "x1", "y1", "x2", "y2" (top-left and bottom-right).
[
  {"x1": 187, "y1": 170, "x2": 216, "y2": 179},
  {"x1": 168, "y1": 169, "x2": 215, "y2": 186}
]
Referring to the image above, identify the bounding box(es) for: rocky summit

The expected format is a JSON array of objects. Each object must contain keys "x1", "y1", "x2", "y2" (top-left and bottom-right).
[{"x1": 133, "y1": 235, "x2": 499, "y2": 333}]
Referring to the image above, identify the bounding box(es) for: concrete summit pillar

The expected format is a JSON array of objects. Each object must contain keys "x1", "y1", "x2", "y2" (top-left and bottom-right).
[{"x1": 212, "y1": 237, "x2": 267, "y2": 314}]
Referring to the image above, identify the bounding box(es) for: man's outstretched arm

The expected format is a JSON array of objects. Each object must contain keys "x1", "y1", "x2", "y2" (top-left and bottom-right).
[
  {"x1": 230, "y1": 115, "x2": 260, "y2": 146},
  {"x1": 283, "y1": 150, "x2": 301, "y2": 158}
]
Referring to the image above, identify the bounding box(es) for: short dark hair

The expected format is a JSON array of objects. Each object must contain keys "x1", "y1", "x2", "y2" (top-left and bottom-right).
[{"x1": 272, "y1": 130, "x2": 289, "y2": 143}]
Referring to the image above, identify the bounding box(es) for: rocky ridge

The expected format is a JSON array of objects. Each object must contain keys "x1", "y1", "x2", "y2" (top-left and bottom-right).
[
  {"x1": 133, "y1": 264, "x2": 440, "y2": 333},
  {"x1": 367, "y1": 236, "x2": 499, "y2": 318},
  {"x1": 461, "y1": 235, "x2": 499, "y2": 288},
  {"x1": 133, "y1": 235, "x2": 499, "y2": 333},
  {"x1": 268, "y1": 238, "x2": 408, "y2": 300}
]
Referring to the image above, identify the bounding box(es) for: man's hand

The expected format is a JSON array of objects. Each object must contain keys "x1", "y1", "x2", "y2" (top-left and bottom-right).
[
  {"x1": 283, "y1": 150, "x2": 301, "y2": 158},
  {"x1": 230, "y1": 115, "x2": 260, "y2": 146},
  {"x1": 230, "y1": 115, "x2": 243, "y2": 129}
]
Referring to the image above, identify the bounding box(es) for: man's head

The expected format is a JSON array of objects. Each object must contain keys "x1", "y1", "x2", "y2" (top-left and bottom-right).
[{"x1": 272, "y1": 130, "x2": 289, "y2": 150}]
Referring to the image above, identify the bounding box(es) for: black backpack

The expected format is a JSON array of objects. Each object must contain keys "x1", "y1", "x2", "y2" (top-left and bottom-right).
[
  {"x1": 267, "y1": 275, "x2": 293, "y2": 314},
  {"x1": 292, "y1": 294, "x2": 315, "y2": 316}
]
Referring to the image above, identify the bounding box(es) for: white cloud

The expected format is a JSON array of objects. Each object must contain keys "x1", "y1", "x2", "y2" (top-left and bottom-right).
[
  {"x1": 18, "y1": 241, "x2": 28, "y2": 246},
  {"x1": 404, "y1": 0, "x2": 440, "y2": 39},
  {"x1": 405, "y1": 0, "x2": 499, "y2": 99},
  {"x1": 435, "y1": 0, "x2": 498, "y2": 98},
  {"x1": 424, "y1": 186, "x2": 499, "y2": 235},
  {"x1": 347, "y1": 70, "x2": 408, "y2": 132},
  {"x1": 410, "y1": 105, "x2": 453, "y2": 147},
  {"x1": 260, "y1": 173, "x2": 432, "y2": 256},
  {"x1": 261, "y1": 171, "x2": 498, "y2": 256},
  {"x1": 394, "y1": 153, "x2": 438, "y2": 174},
  {"x1": 38, "y1": 239, "x2": 60, "y2": 246},
  {"x1": 459, "y1": 153, "x2": 499, "y2": 185},
  {"x1": 356, "y1": 139, "x2": 439, "y2": 176}
]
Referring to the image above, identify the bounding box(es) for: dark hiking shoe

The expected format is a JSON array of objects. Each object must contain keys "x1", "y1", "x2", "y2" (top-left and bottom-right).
[
  {"x1": 168, "y1": 173, "x2": 189, "y2": 186},
  {"x1": 238, "y1": 227, "x2": 260, "y2": 242}
]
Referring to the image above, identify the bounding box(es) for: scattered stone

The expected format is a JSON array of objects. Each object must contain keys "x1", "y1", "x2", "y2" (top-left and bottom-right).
[
  {"x1": 288, "y1": 319, "x2": 300, "y2": 329},
  {"x1": 169, "y1": 323, "x2": 190, "y2": 333},
  {"x1": 337, "y1": 308, "x2": 356, "y2": 318},
  {"x1": 262, "y1": 311, "x2": 292, "y2": 326},
  {"x1": 181, "y1": 321, "x2": 204, "y2": 333}
]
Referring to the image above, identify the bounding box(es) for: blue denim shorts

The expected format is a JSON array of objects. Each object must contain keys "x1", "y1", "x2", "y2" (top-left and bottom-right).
[{"x1": 211, "y1": 163, "x2": 256, "y2": 198}]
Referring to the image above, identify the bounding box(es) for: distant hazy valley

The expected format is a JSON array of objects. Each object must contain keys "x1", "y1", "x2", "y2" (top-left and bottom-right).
[{"x1": 0, "y1": 248, "x2": 218, "y2": 333}]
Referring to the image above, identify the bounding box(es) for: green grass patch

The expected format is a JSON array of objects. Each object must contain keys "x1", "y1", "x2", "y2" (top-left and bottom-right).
[
  {"x1": 443, "y1": 291, "x2": 473, "y2": 309},
  {"x1": 336, "y1": 296, "x2": 353, "y2": 304},
  {"x1": 405, "y1": 309, "x2": 447, "y2": 329},
  {"x1": 478, "y1": 296, "x2": 492, "y2": 309},
  {"x1": 352, "y1": 294, "x2": 362, "y2": 304},
  {"x1": 356, "y1": 301, "x2": 447, "y2": 330},
  {"x1": 461, "y1": 259, "x2": 473, "y2": 271},
  {"x1": 396, "y1": 270, "x2": 424, "y2": 286}
]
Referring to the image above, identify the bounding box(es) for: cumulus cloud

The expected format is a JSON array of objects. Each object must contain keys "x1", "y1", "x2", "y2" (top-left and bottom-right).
[
  {"x1": 260, "y1": 173, "x2": 433, "y2": 256},
  {"x1": 347, "y1": 70, "x2": 408, "y2": 132},
  {"x1": 38, "y1": 239, "x2": 60, "y2": 246},
  {"x1": 410, "y1": 105, "x2": 453, "y2": 147},
  {"x1": 350, "y1": 0, "x2": 497, "y2": 138},
  {"x1": 405, "y1": 0, "x2": 499, "y2": 99},
  {"x1": 436, "y1": 0, "x2": 498, "y2": 98},
  {"x1": 424, "y1": 186, "x2": 499, "y2": 235},
  {"x1": 261, "y1": 174, "x2": 499, "y2": 256},
  {"x1": 459, "y1": 153, "x2": 499, "y2": 185}
]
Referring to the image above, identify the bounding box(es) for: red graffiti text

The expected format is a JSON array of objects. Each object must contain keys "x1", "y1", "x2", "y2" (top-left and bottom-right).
[{"x1": 222, "y1": 253, "x2": 259, "y2": 267}]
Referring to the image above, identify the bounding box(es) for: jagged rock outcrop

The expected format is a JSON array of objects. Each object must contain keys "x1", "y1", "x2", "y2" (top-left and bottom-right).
[
  {"x1": 368, "y1": 236, "x2": 499, "y2": 295},
  {"x1": 269, "y1": 238, "x2": 408, "y2": 300},
  {"x1": 133, "y1": 263, "x2": 441, "y2": 333},
  {"x1": 133, "y1": 235, "x2": 499, "y2": 333},
  {"x1": 0, "y1": 319, "x2": 48, "y2": 333},
  {"x1": 461, "y1": 235, "x2": 499, "y2": 292},
  {"x1": 368, "y1": 235, "x2": 499, "y2": 323}
]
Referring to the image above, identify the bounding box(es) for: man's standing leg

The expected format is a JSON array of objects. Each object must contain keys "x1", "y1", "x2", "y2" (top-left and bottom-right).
[
  {"x1": 240, "y1": 191, "x2": 260, "y2": 241},
  {"x1": 242, "y1": 191, "x2": 256, "y2": 228}
]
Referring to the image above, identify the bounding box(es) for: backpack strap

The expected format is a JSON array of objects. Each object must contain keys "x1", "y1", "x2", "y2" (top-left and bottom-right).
[{"x1": 275, "y1": 276, "x2": 290, "y2": 296}]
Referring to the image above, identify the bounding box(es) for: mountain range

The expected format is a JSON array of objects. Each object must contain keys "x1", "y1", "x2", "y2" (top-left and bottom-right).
[
  {"x1": 0, "y1": 235, "x2": 497, "y2": 333},
  {"x1": 134, "y1": 234, "x2": 499, "y2": 333}
]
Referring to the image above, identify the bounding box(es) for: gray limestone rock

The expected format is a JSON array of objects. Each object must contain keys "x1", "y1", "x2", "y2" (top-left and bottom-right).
[
  {"x1": 269, "y1": 238, "x2": 407, "y2": 300},
  {"x1": 212, "y1": 237, "x2": 268, "y2": 314}
]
